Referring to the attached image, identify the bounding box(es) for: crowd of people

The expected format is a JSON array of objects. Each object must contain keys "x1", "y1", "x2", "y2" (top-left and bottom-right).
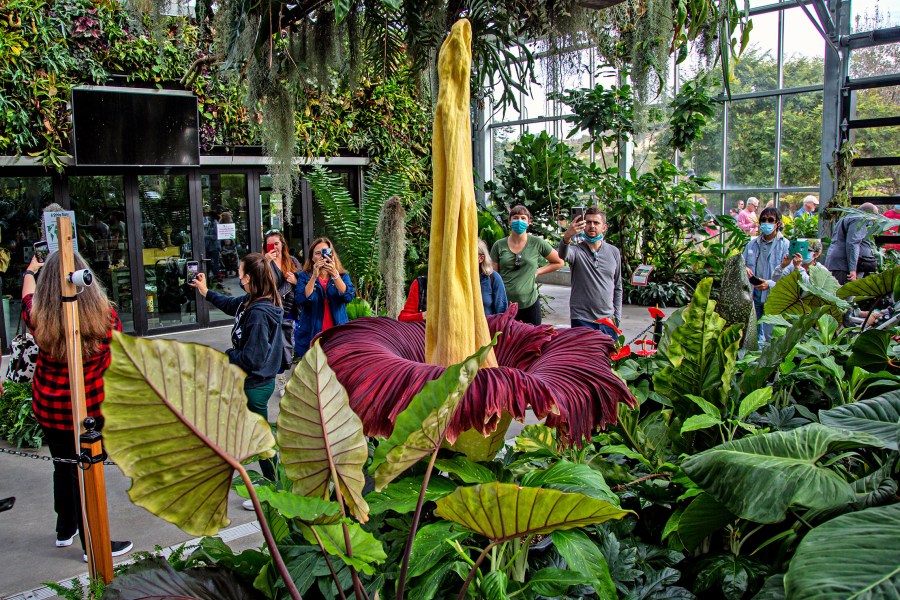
[{"x1": 13, "y1": 194, "x2": 895, "y2": 560}]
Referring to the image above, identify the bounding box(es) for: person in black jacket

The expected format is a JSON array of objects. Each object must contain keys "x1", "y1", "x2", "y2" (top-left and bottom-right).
[{"x1": 190, "y1": 252, "x2": 283, "y2": 484}]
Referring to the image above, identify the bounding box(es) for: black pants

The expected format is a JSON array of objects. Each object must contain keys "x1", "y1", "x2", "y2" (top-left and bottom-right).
[
  {"x1": 42, "y1": 425, "x2": 87, "y2": 549},
  {"x1": 515, "y1": 299, "x2": 542, "y2": 326}
]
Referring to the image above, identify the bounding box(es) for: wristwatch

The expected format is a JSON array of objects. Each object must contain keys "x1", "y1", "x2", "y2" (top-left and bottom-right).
[{"x1": 23, "y1": 270, "x2": 37, "y2": 279}]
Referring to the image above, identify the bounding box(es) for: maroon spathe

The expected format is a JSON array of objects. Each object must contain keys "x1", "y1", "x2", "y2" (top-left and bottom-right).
[{"x1": 316, "y1": 305, "x2": 637, "y2": 446}]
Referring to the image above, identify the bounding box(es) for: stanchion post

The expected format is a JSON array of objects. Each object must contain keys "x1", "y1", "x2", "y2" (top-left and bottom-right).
[{"x1": 57, "y1": 216, "x2": 113, "y2": 583}]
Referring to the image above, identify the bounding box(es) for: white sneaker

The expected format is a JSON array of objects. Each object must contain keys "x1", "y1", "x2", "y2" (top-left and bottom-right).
[
  {"x1": 242, "y1": 499, "x2": 254, "y2": 511},
  {"x1": 56, "y1": 530, "x2": 78, "y2": 547},
  {"x1": 82, "y1": 540, "x2": 133, "y2": 562}
]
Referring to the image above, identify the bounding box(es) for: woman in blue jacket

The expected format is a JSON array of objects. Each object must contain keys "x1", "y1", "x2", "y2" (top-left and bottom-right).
[
  {"x1": 295, "y1": 237, "x2": 356, "y2": 358},
  {"x1": 191, "y1": 253, "x2": 283, "y2": 484}
]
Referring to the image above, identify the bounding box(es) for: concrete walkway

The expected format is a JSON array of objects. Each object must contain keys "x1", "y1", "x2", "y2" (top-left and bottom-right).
[{"x1": 0, "y1": 285, "x2": 671, "y2": 598}]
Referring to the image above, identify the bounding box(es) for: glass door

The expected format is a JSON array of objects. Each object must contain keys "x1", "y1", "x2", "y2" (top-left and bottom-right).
[
  {"x1": 69, "y1": 175, "x2": 135, "y2": 333},
  {"x1": 138, "y1": 174, "x2": 196, "y2": 329},
  {"x1": 202, "y1": 173, "x2": 250, "y2": 322}
]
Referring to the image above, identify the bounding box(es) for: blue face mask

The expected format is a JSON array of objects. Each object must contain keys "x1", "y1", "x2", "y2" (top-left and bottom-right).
[
  {"x1": 585, "y1": 233, "x2": 604, "y2": 243},
  {"x1": 759, "y1": 223, "x2": 775, "y2": 235},
  {"x1": 510, "y1": 220, "x2": 528, "y2": 234}
]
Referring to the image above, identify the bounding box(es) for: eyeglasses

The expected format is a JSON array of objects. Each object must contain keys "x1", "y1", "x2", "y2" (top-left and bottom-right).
[
  {"x1": 759, "y1": 217, "x2": 777, "y2": 223},
  {"x1": 514, "y1": 253, "x2": 522, "y2": 270},
  {"x1": 264, "y1": 229, "x2": 280, "y2": 237}
]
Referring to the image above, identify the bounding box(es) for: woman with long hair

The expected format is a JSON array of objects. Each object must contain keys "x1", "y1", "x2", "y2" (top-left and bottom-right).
[
  {"x1": 191, "y1": 253, "x2": 283, "y2": 488},
  {"x1": 264, "y1": 230, "x2": 300, "y2": 377},
  {"x1": 22, "y1": 251, "x2": 132, "y2": 559},
  {"x1": 295, "y1": 237, "x2": 355, "y2": 358},
  {"x1": 490, "y1": 205, "x2": 564, "y2": 325}
]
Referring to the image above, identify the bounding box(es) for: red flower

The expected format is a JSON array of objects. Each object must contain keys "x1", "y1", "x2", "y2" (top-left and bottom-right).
[
  {"x1": 648, "y1": 307, "x2": 665, "y2": 319},
  {"x1": 611, "y1": 345, "x2": 632, "y2": 360},
  {"x1": 632, "y1": 339, "x2": 657, "y2": 357},
  {"x1": 595, "y1": 317, "x2": 622, "y2": 335},
  {"x1": 317, "y1": 306, "x2": 636, "y2": 447}
]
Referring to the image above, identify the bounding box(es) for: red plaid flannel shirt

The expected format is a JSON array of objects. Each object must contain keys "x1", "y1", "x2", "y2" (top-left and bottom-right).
[{"x1": 23, "y1": 294, "x2": 123, "y2": 431}]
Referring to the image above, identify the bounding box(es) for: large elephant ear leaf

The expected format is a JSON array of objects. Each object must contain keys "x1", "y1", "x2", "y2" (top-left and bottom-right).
[
  {"x1": 837, "y1": 266, "x2": 899, "y2": 301},
  {"x1": 784, "y1": 503, "x2": 900, "y2": 599},
  {"x1": 279, "y1": 340, "x2": 369, "y2": 522},
  {"x1": 765, "y1": 267, "x2": 845, "y2": 319},
  {"x1": 847, "y1": 329, "x2": 900, "y2": 375},
  {"x1": 434, "y1": 482, "x2": 632, "y2": 541},
  {"x1": 681, "y1": 424, "x2": 881, "y2": 523},
  {"x1": 370, "y1": 337, "x2": 497, "y2": 491},
  {"x1": 819, "y1": 390, "x2": 900, "y2": 450},
  {"x1": 104, "y1": 557, "x2": 259, "y2": 600},
  {"x1": 103, "y1": 334, "x2": 275, "y2": 536}
]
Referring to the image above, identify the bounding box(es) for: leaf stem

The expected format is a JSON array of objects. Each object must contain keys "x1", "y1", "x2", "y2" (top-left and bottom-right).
[
  {"x1": 238, "y1": 465, "x2": 302, "y2": 600},
  {"x1": 396, "y1": 445, "x2": 441, "y2": 600},
  {"x1": 458, "y1": 543, "x2": 496, "y2": 600},
  {"x1": 310, "y1": 527, "x2": 348, "y2": 600}
]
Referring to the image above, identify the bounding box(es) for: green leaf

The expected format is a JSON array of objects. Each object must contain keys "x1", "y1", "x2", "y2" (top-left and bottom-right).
[
  {"x1": 279, "y1": 341, "x2": 369, "y2": 522},
  {"x1": 552, "y1": 529, "x2": 617, "y2": 598},
  {"x1": 104, "y1": 557, "x2": 257, "y2": 600},
  {"x1": 654, "y1": 278, "x2": 738, "y2": 419},
  {"x1": 365, "y1": 475, "x2": 458, "y2": 515},
  {"x1": 480, "y1": 570, "x2": 510, "y2": 600},
  {"x1": 848, "y1": 329, "x2": 899, "y2": 374},
  {"x1": 681, "y1": 414, "x2": 723, "y2": 434},
  {"x1": 251, "y1": 486, "x2": 341, "y2": 522},
  {"x1": 514, "y1": 424, "x2": 559, "y2": 456},
  {"x1": 410, "y1": 560, "x2": 467, "y2": 599},
  {"x1": 819, "y1": 390, "x2": 900, "y2": 450},
  {"x1": 677, "y1": 493, "x2": 736, "y2": 551},
  {"x1": 837, "y1": 266, "x2": 899, "y2": 301},
  {"x1": 434, "y1": 455, "x2": 496, "y2": 483},
  {"x1": 300, "y1": 521, "x2": 387, "y2": 576},
  {"x1": 784, "y1": 504, "x2": 900, "y2": 598},
  {"x1": 519, "y1": 460, "x2": 619, "y2": 504},
  {"x1": 754, "y1": 574, "x2": 787, "y2": 600},
  {"x1": 526, "y1": 568, "x2": 591, "y2": 596},
  {"x1": 381, "y1": 0, "x2": 401, "y2": 10},
  {"x1": 738, "y1": 387, "x2": 773, "y2": 420},
  {"x1": 764, "y1": 267, "x2": 845, "y2": 320},
  {"x1": 407, "y1": 521, "x2": 472, "y2": 579},
  {"x1": 332, "y1": 0, "x2": 351, "y2": 24},
  {"x1": 371, "y1": 339, "x2": 496, "y2": 490},
  {"x1": 682, "y1": 424, "x2": 880, "y2": 523},
  {"x1": 103, "y1": 334, "x2": 275, "y2": 536},
  {"x1": 434, "y1": 482, "x2": 631, "y2": 540},
  {"x1": 686, "y1": 394, "x2": 722, "y2": 418}
]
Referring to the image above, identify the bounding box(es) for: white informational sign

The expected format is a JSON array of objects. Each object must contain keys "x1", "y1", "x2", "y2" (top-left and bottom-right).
[
  {"x1": 631, "y1": 264, "x2": 654, "y2": 287},
  {"x1": 217, "y1": 223, "x2": 236, "y2": 240},
  {"x1": 43, "y1": 211, "x2": 79, "y2": 253}
]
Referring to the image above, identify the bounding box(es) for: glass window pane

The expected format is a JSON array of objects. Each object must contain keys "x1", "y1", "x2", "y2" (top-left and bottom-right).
[
  {"x1": 853, "y1": 126, "x2": 900, "y2": 164},
  {"x1": 633, "y1": 105, "x2": 671, "y2": 176},
  {"x1": 727, "y1": 192, "x2": 775, "y2": 232},
  {"x1": 69, "y1": 176, "x2": 134, "y2": 333},
  {"x1": 138, "y1": 175, "x2": 195, "y2": 329},
  {"x1": 557, "y1": 119, "x2": 592, "y2": 164},
  {"x1": 202, "y1": 174, "x2": 250, "y2": 323},
  {"x1": 0, "y1": 176, "x2": 53, "y2": 346},
  {"x1": 850, "y1": 0, "x2": 900, "y2": 34},
  {"x1": 522, "y1": 56, "x2": 551, "y2": 120},
  {"x1": 849, "y1": 43, "x2": 900, "y2": 79},
  {"x1": 732, "y1": 11, "x2": 779, "y2": 94},
  {"x1": 703, "y1": 192, "x2": 726, "y2": 216},
  {"x1": 853, "y1": 86, "x2": 900, "y2": 119},
  {"x1": 779, "y1": 192, "x2": 820, "y2": 217},
  {"x1": 782, "y1": 8, "x2": 825, "y2": 88},
  {"x1": 780, "y1": 92, "x2": 823, "y2": 187},
  {"x1": 681, "y1": 102, "x2": 724, "y2": 188},
  {"x1": 852, "y1": 167, "x2": 899, "y2": 196},
  {"x1": 491, "y1": 125, "x2": 520, "y2": 176},
  {"x1": 727, "y1": 96, "x2": 777, "y2": 188}
]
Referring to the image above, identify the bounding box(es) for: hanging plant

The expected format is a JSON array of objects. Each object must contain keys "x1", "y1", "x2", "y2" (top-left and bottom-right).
[{"x1": 668, "y1": 71, "x2": 719, "y2": 153}]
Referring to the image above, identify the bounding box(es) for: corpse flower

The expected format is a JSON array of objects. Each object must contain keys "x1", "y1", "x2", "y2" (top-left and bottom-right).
[{"x1": 317, "y1": 19, "x2": 635, "y2": 457}]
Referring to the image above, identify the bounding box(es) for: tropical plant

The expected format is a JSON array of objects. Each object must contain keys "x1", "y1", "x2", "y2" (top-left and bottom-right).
[
  {"x1": 306, "y1": 164, "x2": 411, "y2": 306},
  {"x1": 0, "y1": 381, "x2": 40, "y2": 448},
  {"x1": 484, "y1": 131, "x2": 588, "y2": 239},
  {"x1": 667, "y1": 73, "x2": 718, "y2": 153}
]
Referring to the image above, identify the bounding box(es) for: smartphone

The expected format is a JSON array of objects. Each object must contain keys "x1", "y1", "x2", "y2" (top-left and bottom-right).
[
  {"x1": 748, "y1": 275, "x2": 764, "y2": 286},
  {"x1": 33, "y1": 241, "x2": 49, "y2": 263},
  {"x1": 789, "y1": 239, "x2": 810, "y2": 262},
  {"x1": 321, "y1": 247, "x2": 332, "y2": 260},
  {"x1": 571, "y1": 206, "x2": 586, "y2": 220},
  {"x1": 185, "y1": 261, "x2": 200, "y2": 284},
  {"x1": 266, "y1": 242, "x2": 276, "y2": 254}
]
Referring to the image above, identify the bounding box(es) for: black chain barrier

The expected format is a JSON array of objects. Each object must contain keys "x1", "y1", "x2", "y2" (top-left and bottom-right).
[
  {"x1": 0, "y1": 446, "x2": 116, "y2": 467},
  {"x1": 626, "y1": 323, "x2": 655, "y2": 346}
]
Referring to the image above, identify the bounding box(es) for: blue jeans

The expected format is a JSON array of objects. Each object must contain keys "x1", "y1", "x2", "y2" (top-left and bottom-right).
[
  {"x1": 753, "y1": 297, "x2": 773, "y2": 344},
  {"x1": 571, "y1": 318, "x2": 619, "y2": 341}
]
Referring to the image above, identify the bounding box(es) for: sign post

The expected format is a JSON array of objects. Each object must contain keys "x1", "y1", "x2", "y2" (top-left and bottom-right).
[{"x1": 57, "y1": 216, "x2": 113, "y2": 583}]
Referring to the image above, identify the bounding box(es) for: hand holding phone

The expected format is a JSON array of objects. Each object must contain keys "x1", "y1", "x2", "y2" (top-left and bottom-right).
[
  {"x1": 33, "y1": 241, "x2": 49, "y2": 263},
  {"x1": 748, "y1": 274, "x2": 764, "y2": 286},
  {"x1": 266, "y1": 242, "x2": 276, "y2": 254},
  {"x1": 185, "y1": 261, "x2": 200, "y2": 284}
]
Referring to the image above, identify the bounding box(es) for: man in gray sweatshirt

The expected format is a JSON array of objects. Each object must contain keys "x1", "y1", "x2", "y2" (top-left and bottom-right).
[{"x1": 558, "y1": 207, "x2": 623, "y2": 340}]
